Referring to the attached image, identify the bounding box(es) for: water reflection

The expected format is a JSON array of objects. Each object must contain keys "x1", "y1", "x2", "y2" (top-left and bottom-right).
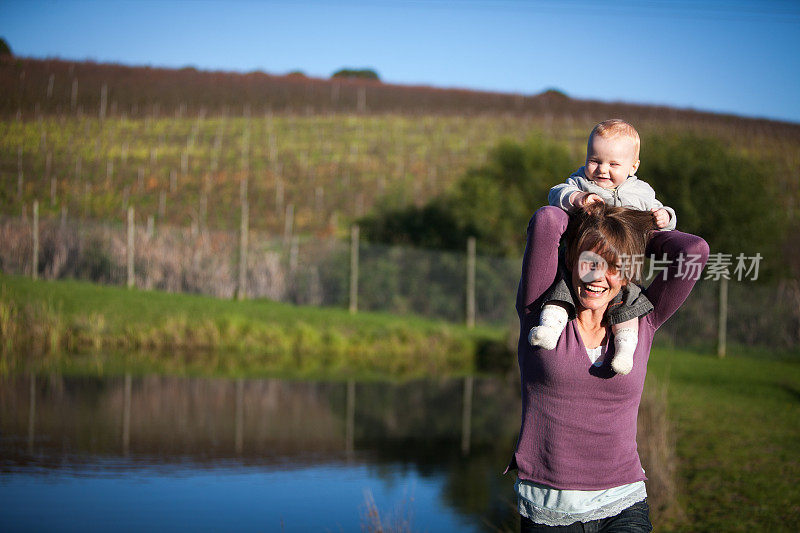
[{"x1": 1, "y1": 374, "x2": 521, "y2": 531}]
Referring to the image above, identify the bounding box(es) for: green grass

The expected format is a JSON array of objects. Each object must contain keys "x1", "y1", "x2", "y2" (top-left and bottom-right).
[
  {"x1": 648, "y1": 347, "x2": 800, "y2": 531},
  {"x1": 0, "y1": 274, "x2": 504, "y2": 379}
]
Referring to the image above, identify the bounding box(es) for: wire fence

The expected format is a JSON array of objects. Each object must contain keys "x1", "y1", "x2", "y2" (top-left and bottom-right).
[
  {"x1": 1, "y1": 213, "x2": 798, "y2": 350},
  {"x1": 0, "y1": 213, "x2": 519, "y2": 324}
]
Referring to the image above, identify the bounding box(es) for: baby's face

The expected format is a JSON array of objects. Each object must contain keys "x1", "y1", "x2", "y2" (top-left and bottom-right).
[{"x1": 584, "y1": 134, "x2": 640, "y2": 189}]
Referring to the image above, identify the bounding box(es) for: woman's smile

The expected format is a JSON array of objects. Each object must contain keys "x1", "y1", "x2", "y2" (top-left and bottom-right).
[
  {"x1": 579, "y1": 282, "x2": 613, "y2": 302},
  {"x1": 582, "y1": 283, "x2": 608, "y2": 295}
]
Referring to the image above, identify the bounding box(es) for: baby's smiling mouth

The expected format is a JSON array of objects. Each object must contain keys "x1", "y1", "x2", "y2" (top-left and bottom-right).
[{"x1": 591, "y1": 177, "x2": 615, "y2": 189}]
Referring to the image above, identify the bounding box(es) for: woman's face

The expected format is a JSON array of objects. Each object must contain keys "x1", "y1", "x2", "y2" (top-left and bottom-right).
[{"x1": 571, "y1": 249, "x2": 627, "y2": 313}]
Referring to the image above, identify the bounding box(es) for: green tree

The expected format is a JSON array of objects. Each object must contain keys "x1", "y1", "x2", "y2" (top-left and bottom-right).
[
  {"x1": 640, "y1": 133, "x2": 784, "y2": 274},
  {"x1": 332, "y1": 68, "x2": 380, "y2": 81},
  {"x1": 448, "y1": 135, "x2": 573, "y2": 255},
  {"x1": 360, "y1": 198, "x2": 472, "y2": 251},
  {"x1": 360, "y1": 134, "x2": 573, "y2": 256},
  {"x1": 361, "y1": 130, "x2": 785, "y2": 276},
  {"x1": 0, "y1": 37, "x2": 11, "y2": 56}
]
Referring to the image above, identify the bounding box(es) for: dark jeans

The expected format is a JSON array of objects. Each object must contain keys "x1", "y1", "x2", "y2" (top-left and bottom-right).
[{"x1": 520, "y1": 498, "x2": 653, "y2": 533}]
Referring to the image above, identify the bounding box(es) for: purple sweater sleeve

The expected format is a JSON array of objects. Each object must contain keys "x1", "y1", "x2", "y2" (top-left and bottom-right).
[
  {"x1": 516, "y1": 206, "x2": 569, "y2": 320},
  {"x1": 515, "y1": 206, "x2": 709, "y2": 332},
  {"x1": 643, "y1": 230, "x2": 710, "y2": 330}
]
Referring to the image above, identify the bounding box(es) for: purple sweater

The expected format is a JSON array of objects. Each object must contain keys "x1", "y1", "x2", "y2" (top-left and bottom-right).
[{"x1": 507, "y1": 206, "x2": 709, "y2": 490}]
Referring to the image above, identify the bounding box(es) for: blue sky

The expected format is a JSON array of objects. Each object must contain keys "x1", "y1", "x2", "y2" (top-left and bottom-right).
[{"x1": 2, "y1": 0, "x2": 799, "y2": 123}]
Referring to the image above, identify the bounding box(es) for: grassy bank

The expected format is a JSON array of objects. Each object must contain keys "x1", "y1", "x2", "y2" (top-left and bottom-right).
[
  {"x1": 0, "y1": 274, "x2": 505, "y2": 378},
  {"x1": 647, "y1": 347, "x2": 800, "y2": 531}
]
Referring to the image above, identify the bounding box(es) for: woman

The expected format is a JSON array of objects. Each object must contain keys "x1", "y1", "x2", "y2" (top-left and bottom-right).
[{"x1": 507, "y1": 204, "x2": 709, "y2": 531}]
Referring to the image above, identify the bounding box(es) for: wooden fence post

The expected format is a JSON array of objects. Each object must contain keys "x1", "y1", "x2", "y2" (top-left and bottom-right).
[
  {"x1": 71, "y1": 79, "x2": 78, "y2": 111},
  {"x1": 145, "y1": 216, "x2": 154, "y2": 290},
  {"x1": 283, "y1": 203, "x2": 294, "y2": 244},
  {"x1": 69, "y1": 78, "x2": 78, "y2": 111},
  {"x1": 289, "y1": 236, "x2": 299, "y2": 275},
  {"x1": 466, "y1": 236, "x2": 476, "y2": 328},
  {"x1": 349, "y1": 225, "x2": 359, "y2": 314},
  {"x1": 158, "y1": 191, "x2": 166, "y2": 219},
  {"x1": 127, "y1": 206, "x2": 135, "y2": 288},
  {"x1": 99, "y1": 83, "x2": 108, "y2": 121},
  {"x1": 32, "y1": 200, "x2": 39, "y2": 280},
  {"x1": 357, "y1": 86, "x2": 366, "y2": 113},
  {"x1": 275, "y1": 178, "x2": 284, "y2": 214},
  {"x1": 717, "y1": 278, "x2": 728, "y2": 358},
  {"x1": 237, "y1": 178, "x2": 249, "y2": 301}
]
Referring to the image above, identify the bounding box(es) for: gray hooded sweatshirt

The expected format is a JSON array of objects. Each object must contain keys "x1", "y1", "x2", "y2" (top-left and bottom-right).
[{"x1": 548, "y1": 167, "x2": 676, "y2": 231}]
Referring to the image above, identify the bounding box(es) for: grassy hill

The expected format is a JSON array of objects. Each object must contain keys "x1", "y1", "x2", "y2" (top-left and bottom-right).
[
  {"x1": 6, "y1": 57, "x2": 800, "y2": 128},
  {"x1": 2, "y1": 57, "x2": 799, "y2": 237}
]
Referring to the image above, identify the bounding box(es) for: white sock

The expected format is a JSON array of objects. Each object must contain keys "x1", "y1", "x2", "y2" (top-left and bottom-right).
[
  {"x1": 529, "y1": 304, "x2": 568, "y2": 350},
  {"x1": 612, "y1": 327, "x2": 638, "y2": 375}
]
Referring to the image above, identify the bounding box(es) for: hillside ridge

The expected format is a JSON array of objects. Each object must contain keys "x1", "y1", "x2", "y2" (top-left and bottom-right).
[{"x1": 3, "y1": 57, "x2": 799, "y2": 132}]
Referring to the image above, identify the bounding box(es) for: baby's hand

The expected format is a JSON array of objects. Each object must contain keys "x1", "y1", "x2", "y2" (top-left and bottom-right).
[
  {"x1": 651, "y1": 208, "x2": 670, "y2": 229},
  {"x1": 571, "y1": 192, "x2": 603, "y2": 209}
]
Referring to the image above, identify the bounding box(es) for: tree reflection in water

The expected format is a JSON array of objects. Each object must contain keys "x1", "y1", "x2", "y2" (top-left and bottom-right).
[{"x1": 1, "y1": 374, "x2": 521, "y2": 530}]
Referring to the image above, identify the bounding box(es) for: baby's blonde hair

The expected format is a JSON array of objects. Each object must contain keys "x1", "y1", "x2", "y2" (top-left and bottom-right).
[{"x1": 590, "y1": 119, "x2": 640, "y2": 161}]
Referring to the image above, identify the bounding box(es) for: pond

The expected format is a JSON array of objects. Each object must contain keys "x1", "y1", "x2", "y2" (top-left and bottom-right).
[{"x1": 1, "y1": 374, "x2": 522, "y2": 532}]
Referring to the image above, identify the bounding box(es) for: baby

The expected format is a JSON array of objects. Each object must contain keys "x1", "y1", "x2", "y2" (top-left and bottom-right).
[{"x1": 530, "y1": 119, "x2": 675, "y2": 375}]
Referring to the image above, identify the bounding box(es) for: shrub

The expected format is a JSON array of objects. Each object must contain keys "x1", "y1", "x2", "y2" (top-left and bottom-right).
[
  {"x1": 640, "y1": 133, "x2": 785, "y2": 277},
  {"x1": 361, "y1": 134, "x2": 573, "y2": 257},
  {"x1": 332, "y1": 68, "x2": 380, "y2": 81},
  {"x1": 0, "y1": 38, "x2": 11, "y2": 57}
]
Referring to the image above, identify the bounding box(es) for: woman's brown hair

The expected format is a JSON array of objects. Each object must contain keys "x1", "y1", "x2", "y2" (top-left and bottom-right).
[{"x1": 563, "y1": 203, "x2": 657, "y2": 283}]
